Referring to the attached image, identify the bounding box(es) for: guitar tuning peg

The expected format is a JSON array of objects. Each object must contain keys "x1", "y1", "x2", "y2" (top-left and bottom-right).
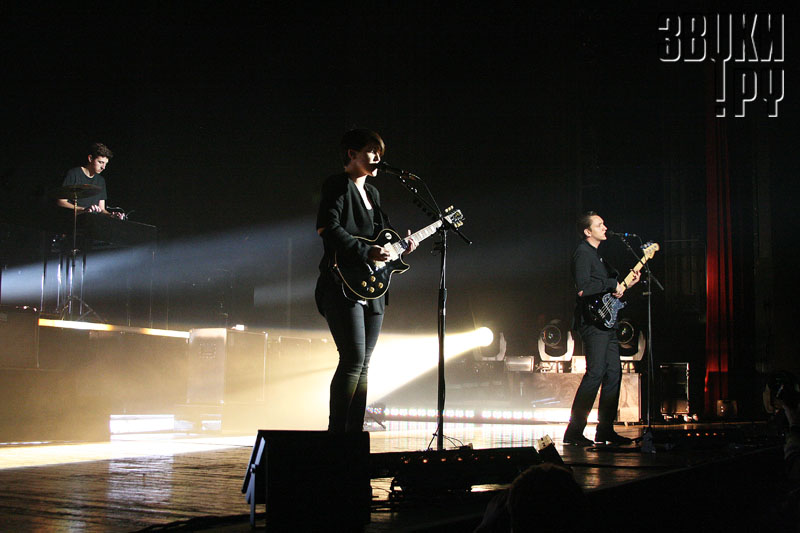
[{"x1": 445, "y1": 206, "x2": 452, "y2": 213}]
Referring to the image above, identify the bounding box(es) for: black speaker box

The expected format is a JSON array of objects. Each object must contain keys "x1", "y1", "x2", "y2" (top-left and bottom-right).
[
  {"x1": 659, "y1": 362, "x2": 690, "y2": 415},
  {"x1": 243, "y1": 430, "x2": 370, "y2": 529},
  {"x1": 0, "y1": 305, "x2": 39, "y2": 368}
]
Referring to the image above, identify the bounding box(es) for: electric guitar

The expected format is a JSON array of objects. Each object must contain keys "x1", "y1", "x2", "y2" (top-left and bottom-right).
[
  {"x1": 582, "y1": 242, "x2": 660, "y2": 329},
  {"x1": 334, "y1": 207, "x2": 465, "y2": 300}
]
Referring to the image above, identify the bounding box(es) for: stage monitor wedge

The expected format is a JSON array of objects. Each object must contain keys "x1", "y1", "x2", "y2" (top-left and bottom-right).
[{"x1": 243, "y1": 430, "x2": 370, "y2": 529}]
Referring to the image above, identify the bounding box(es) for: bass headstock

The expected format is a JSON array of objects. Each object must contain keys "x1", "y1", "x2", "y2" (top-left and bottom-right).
[{"x1": 640, "y1": 241, "x2": 660, "y2": 260}]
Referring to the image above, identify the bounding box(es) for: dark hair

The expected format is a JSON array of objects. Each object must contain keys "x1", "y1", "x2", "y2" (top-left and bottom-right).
[
  {"x1": 339, "y1": 129, "x2": 384, "y2": 166},
  {"x1": 89, "y1": 142, "x2": 113, "y2": 160},
  {"x1": 577, "y1": 211, "x2": 598, "y2": 240},
  {"x1": 507, "y1": 463, "x2": 586, "y2": 531}
]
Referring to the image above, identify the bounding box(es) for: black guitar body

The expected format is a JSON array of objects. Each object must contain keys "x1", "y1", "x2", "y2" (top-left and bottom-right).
[
  {"x1": 580, "y1": 241, "x2": 660, "y2": 330},
  {"x1": 582, "y1": 292, "x2": 626, "y2": 329},
  {"x1": 331, "y1": 208, "x2": 464, "y2": 302},
  {"x1": 334, "y1": 228, "x2": 410, "y2": 300}
]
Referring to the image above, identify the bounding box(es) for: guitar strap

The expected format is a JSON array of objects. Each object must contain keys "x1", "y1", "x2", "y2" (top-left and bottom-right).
[
  {"x1": 365, "y1": 188, "x2": 391, "y2": 306},
  {"x1": 601, "y1": 255, "x2": 620, "y2": 281}
]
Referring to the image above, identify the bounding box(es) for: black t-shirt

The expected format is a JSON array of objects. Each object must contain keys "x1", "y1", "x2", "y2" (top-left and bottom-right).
[{"x1": 62, "y1": 167, "x2": 107, "y2": 208}]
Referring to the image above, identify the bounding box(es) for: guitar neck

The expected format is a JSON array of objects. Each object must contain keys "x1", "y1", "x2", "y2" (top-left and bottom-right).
[
  {"x1": 622, "y1": 256, "x2": 650, "y2": 287},
  {"x1": 392, "y1": 220, "x2": 442, "y2": 254}
]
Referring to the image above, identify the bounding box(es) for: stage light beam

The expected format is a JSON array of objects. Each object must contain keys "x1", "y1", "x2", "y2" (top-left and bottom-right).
[{"x1": 368, "y1": 327, "x2": 494, "y2": 401}]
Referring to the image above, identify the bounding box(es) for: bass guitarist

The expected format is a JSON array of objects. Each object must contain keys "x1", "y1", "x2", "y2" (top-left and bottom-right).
[
  {"x1": 315, "y1": 129, "x2": 417, "y2": 433},
  {"x1": 563, "y1": 211, "x2": 640, "y2": 445}
]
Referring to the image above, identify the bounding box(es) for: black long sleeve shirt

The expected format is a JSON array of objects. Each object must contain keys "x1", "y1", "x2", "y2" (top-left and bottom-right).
[{"x1": 572, "y1": 240, "x2": 619, "y2": 328}]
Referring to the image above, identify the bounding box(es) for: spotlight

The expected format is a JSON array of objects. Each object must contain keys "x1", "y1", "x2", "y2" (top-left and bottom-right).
[
  {"x1": 537, "y1": 319, "x2": 574, "y2": 361},
  {"x1": 474, "y1": 327, "x2": 494, "y2": 348},
  {"x1": 474, "y1": 329, "x2": 504, "y2": 361},
  {"x1": 617, "y1": 319, "x2": 645, "y2": 361}
]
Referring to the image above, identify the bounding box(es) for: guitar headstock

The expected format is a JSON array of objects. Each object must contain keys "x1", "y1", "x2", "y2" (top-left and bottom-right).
[
  {"x1": 640, "y1": 241, "x2": 660, "y2": 260},
  {"x1": 444, "y1": 206, "x2": 465, "y2": 228}
]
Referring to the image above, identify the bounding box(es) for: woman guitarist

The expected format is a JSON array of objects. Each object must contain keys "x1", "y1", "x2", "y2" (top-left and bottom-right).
[{"x1": 315, "y1": 129, "x2": 417, "y2": 433}]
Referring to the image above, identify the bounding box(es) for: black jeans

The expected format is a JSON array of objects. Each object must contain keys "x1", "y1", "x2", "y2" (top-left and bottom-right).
[
  {"x1": 567, "y1": 324, "x2": 621, "y2": 433},
  {"x1": 324, "y1": 301, "x2": 384, "y2": 433}
]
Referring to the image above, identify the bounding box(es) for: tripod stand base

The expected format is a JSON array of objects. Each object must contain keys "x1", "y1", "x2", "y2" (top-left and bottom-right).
[{"x1": 56, "y1": 297, "x2": 104, "y2": 322}]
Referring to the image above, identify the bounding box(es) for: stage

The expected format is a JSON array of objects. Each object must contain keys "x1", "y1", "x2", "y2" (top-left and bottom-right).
[
  {"x1": 0, "y1": 318, "x2": 791, "y2": 531},
  {"x1": 0, "y1": 420, "x2": 787, "y2": 532}
]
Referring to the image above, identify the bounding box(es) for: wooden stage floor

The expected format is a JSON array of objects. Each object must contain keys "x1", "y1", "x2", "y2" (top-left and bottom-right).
[{"x1": 0, "y1": 421, "x2": 786, "y2": 532}]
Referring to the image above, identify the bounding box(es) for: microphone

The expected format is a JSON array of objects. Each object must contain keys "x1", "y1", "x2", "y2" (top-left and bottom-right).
[
  {"x1": 376, "y1": 161, "x2": 420, "y2": 180},
  {"x1": 609, "y1": 230, "x2": 639, "y2": 238}
]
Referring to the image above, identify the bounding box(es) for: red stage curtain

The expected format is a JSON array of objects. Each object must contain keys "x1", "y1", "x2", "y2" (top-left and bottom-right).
[{"x1": 704, "y1": 90, "x2": 734, "y2": 415}]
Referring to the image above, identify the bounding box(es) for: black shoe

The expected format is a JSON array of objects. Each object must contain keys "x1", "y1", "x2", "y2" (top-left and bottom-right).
[
  {"x1": 563, "y1": 432, "x2": 593, "y2": 446},
  {"x1": 594, "y1": 430, "x2": 633, "y2": 445}
]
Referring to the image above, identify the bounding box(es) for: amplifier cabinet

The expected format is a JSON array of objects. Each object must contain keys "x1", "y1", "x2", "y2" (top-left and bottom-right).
[{"x1": 187, "y1": 328, "x2": 267, "y2": 404}]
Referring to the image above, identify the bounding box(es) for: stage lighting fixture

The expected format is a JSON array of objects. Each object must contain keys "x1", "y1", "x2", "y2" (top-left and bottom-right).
[
  {"x1": 474, "y1": 329, "x2": 505, "y2": 361},
  {"x1": 537, "y1": 319, "x2": 574, "y2": 361},
  {"x1": 617, "y1": 319, "x2": 646, "y2": 361}
]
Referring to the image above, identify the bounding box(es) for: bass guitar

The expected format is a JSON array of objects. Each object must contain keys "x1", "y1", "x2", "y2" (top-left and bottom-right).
[
  {"x1": 582, "y1": 241, "x2": 660, "y2": 329},
  {"x1": 334, "y1": 207, "x2": 464, "y2": 300}
]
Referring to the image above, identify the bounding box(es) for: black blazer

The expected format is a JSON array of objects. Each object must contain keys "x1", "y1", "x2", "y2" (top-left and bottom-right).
[{"x1": 315, "y1": 173, "x2": 390, "y2": 315}]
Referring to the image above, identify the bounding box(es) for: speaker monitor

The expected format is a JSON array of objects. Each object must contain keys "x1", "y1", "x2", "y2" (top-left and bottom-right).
[
  {"x1": 659, "y1": 363, "x2": 690, "y2": 415},
  {"x1": 243, "y1": 430, "x2": 371, "y2": 529}
]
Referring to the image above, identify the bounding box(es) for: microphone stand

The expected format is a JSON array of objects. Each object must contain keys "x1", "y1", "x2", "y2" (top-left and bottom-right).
[
  {"x1": 617, "y1": 235, "x2": 664, "y2": 435},
  {"x1": 388, "y1": 171, "x2": 471, "y2": 451}
]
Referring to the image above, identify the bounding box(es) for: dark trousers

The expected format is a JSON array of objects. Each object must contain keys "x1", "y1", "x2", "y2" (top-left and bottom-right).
[
  {"x1": 324, "y1": 302, "x2": 384, "y2": 433},
  {"x1": 567, "y1": 324, "x2": 621, "y2": 432}
]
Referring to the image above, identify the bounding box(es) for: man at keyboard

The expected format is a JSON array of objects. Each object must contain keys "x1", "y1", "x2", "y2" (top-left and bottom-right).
[{"x1": 57, "y1": 142, "x2": 118, "y2": 216}]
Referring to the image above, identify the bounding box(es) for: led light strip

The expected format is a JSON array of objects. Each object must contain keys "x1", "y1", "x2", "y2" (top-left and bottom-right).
[
  {"x1": 38, "y1": 319, "x2": 190, "y2": 339},
  {"x1": 377, "y1": 406, "x2": 598, "y2": 424}
]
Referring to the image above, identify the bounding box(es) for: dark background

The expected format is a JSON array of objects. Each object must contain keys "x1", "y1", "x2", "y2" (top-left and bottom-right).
[{"x1": 1, "y1": 2, "x2": 797, "y2": 415}]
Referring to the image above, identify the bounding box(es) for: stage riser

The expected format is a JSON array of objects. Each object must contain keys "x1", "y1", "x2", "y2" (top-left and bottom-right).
[
  {"x1": 586, "y1": 446, "x2": 783, "y2": 530},
  {"x1": 520, "y1": 373, "x2": 641, "y2": 421},
  {"x1": 38, "y1": 327, "x2": 189, "y2": 413},
  {"x1": 0, "y1": 369, "x2": 109, "y2": 442},
  {"x1": 0, "y1": 327, "x2": 190, "y2": 442},
  {"x1": 0, "y1": 305, "x2": 39, "y2": 368}
]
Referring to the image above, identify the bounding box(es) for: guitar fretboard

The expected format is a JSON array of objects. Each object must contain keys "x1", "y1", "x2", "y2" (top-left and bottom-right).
[
  {"x1": 391, "y1": 220, "x2": 443, "y2": 254},
  {"x1": 621, "y1": 244, "x2": 660, "y2": 288}
]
